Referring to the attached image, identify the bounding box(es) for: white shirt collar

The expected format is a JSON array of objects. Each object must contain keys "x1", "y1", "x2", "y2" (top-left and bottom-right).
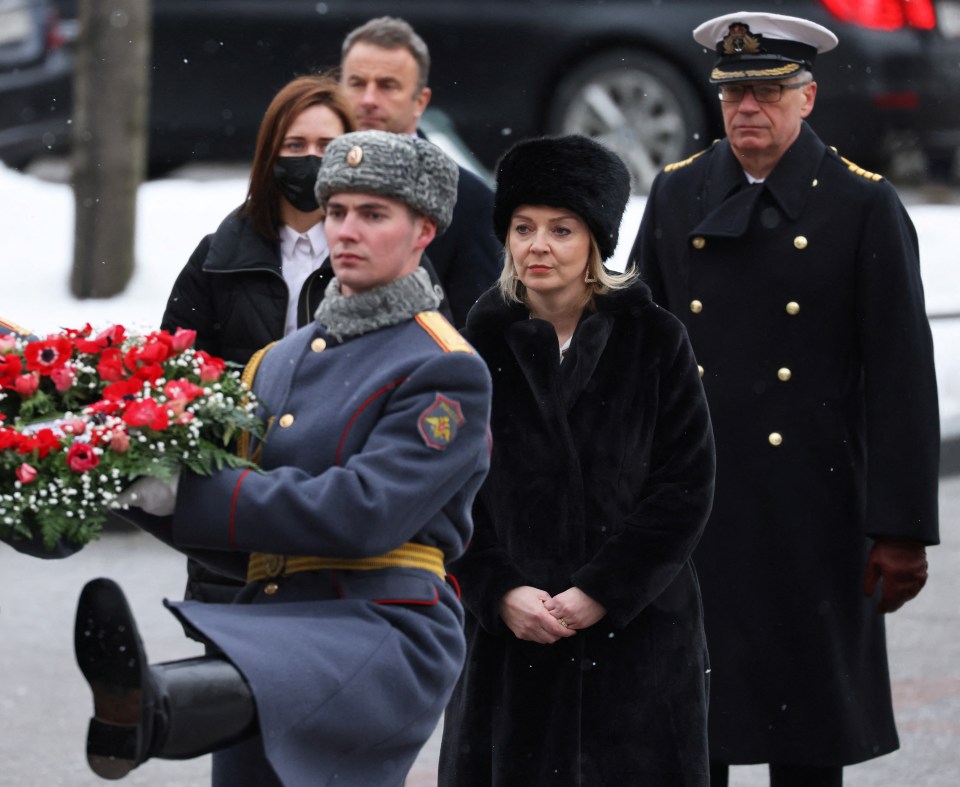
[{"x1": 278, "y1": 222, "x2": 328, "y2": 260}]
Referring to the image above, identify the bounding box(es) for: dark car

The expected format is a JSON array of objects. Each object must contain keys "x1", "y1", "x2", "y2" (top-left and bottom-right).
[
  {"x1": 0, "y1": 0, "x2": 70, "y2": 168},
  {"x1": 22, "y1": 0, "x2": 960, "y2": 191}
]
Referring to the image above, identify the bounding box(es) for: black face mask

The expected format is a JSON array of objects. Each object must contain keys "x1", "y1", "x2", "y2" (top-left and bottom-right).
[{"x1": 273, "y1": 155, "x2": 322, "y2": 212}]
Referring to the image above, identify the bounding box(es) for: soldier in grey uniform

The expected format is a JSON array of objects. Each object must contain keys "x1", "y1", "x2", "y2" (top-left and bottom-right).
[
  {"x1": 630, "y1": 12, "x2": 938, "y2": 787},
  {"x1": 73, "y1": 131, "x2": 492, "y2": 787}
]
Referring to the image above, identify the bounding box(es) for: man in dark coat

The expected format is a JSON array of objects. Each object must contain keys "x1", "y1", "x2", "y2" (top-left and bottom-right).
[
  {"x1": 630, "y1": 11, "x2": 938, "y2": 786},
  {"x1": 340, "y1": 15, "x2": 502, "y2": 327},
  {"x1": 73, "y1": 131, "x2": 492, "y2": 786}
]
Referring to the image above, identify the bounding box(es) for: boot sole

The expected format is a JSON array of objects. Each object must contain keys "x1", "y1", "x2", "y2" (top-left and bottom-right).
[{"x1": 74, "y1": 578, "x2": 153, "y2": 778}]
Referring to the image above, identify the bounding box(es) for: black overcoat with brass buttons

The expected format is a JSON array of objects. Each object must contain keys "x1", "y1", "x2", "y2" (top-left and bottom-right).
[{"x1": 630, "y1": 121, "x2": 940, "y2": 766}]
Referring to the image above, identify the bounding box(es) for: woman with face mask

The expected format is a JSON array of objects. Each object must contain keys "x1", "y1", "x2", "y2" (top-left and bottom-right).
[
  {"x1": 162, "y1": 75, "x2": 353, "y2": 367},
  {"x1": 158, "y1": 76, "x2": 358, "y2": 623}
]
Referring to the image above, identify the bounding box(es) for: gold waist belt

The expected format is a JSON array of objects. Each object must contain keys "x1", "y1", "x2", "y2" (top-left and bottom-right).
[{"x1": 247, "y1": 542, "x2": 446, "y2": 583}]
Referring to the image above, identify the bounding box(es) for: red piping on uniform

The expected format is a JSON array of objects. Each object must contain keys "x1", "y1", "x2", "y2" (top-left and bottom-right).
[
  {"x1": 229, "y1": 469, "x2": 252, "y2": 549},
  {"x1": 446, "y1": 573, "x2": 462, "y2": 600},
  {"x1": 335, "y1": 377, "x2": 408, "y2": 465},
  {"x1": 375, "y1": 586, "x2": 440, "y2": 606}
]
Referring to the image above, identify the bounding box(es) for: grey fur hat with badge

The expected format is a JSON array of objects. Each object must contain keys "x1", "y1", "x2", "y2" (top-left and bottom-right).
[
  {"x1": 315, "y1": 130, "x2": 459, "y2": 234},
  {"x1": 492, "y1": 134, "x2": 631, "y2": 261}
]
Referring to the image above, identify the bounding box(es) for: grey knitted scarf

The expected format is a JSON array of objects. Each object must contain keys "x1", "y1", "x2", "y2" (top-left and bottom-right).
[{"x1": 314, "y1": 267, "x2": 442, "y2": 341}]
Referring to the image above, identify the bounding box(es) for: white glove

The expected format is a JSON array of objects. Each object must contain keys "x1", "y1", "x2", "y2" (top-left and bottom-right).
[{"x1": 113, "y1": 470, "x2": 181, "y2": 517}]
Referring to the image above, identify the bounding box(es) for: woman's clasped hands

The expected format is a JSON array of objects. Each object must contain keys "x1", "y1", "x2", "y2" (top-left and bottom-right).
[{"x1": 499, "y1": 585, "x2": 606, "y2": 644}]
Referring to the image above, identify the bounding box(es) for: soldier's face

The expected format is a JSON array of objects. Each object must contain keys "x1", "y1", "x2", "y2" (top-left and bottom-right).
[
  {"x1": 324, "y1": 192, "x2": 436, "y2": 295},
  {"x1": 722, "y1": 77, "x2": 816, "y2": 161}
]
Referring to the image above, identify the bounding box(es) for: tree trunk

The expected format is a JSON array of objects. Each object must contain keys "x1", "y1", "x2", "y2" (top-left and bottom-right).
[{"x1": 70, "y1": 0, "x2": 152, "y2": 298}]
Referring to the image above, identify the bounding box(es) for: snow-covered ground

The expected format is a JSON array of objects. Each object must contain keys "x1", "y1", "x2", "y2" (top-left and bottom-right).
[{"x1": 3, "y1": 161, "x2": 959, "y2": 436}]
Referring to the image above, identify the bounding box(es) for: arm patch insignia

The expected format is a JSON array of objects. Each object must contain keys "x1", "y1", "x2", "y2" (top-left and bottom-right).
[{"x1": 418, "y1": 394, "x2": 465, "y2": 450}]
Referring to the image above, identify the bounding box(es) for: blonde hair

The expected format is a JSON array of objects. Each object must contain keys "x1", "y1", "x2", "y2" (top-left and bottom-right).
[{"x1": 497, "y1": 233, "x2": 637, "y2": 307}]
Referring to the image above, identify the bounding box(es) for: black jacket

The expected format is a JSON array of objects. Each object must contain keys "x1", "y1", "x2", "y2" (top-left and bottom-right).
[
  {"x1": 440, "y1": 283, "x2": 715, "y2": 785},
  {"x1": 419, "y1": 132, "x2": 503, "y2": 327},
  {"x1": 630, "y1": 122, "x2": 940, "y2": 765},
  {"x1": 161, "y1": 208, "x2": 449, "y2": 601}
]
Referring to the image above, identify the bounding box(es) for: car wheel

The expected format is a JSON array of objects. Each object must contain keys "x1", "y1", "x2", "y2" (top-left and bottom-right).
[{"x1": 547, "y1": 50, "x2": 708, "y2": 194}]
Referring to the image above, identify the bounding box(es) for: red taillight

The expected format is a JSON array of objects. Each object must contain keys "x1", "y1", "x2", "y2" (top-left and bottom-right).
[
  {"x1": 820, "y1": 0, "x2": 936, "y2": 30},
  {"x1": 45, "y1": 9, "x2": 66, "y2": 51}
]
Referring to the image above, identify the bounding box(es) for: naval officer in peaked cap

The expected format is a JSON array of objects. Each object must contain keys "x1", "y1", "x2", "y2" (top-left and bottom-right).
[{"x1": 630, "y1": 11, "x2": 939, "y2": 787}]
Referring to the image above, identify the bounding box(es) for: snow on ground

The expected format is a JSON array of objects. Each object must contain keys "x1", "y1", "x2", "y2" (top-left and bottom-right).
[{"x1": 2, "y1": 162, "x2": 959, "y2": 434}]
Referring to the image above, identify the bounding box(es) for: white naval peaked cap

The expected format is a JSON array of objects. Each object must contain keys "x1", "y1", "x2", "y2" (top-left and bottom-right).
[{"x1": 693, "y1": 11, "x2": 839, "y2": 83}]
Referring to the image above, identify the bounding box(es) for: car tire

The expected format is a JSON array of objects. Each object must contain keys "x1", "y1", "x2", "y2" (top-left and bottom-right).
[{"x1": 547, "y1": 49, "x2": 709, "y2": 194}]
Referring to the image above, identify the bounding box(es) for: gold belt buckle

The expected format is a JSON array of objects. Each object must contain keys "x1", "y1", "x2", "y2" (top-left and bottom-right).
[{"x1": 263, "y1": 554, "x2": 286, "y2": 578}]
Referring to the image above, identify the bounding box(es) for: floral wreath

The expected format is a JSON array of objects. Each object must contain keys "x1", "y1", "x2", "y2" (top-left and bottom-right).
[{"x1": 0, "y1": 324, "x2": 263, "y2": 551}]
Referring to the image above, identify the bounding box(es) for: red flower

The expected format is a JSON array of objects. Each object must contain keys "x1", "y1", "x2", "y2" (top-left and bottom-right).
[
  {"x1": 21, "y1": 428, "x2": 62, "y2": 459},
  {"x1": 169, "y1": 328, "x2": 197, "y2": 352},
  {"x1": 66, "y1": 442, "x2": 99, "y2": 472},
  {"x1": 0, "y1": 353, "x2": 23, "y2": 387},
  {"x1": 196, "y1": 351, "x2": 226, "y2": 382},
  {"x1": 0, "y1": 426, "x2": 22, "y2": 451},
  {"x1": 50, "y1": 363, "x2": 76, "y2": 392},
  {"x1": 122, "y1": 398, "x2": 170, "y2": 431},
  {"x1": 164, "y1": 378, "x2": 204, "y2": 403},
  {"x1": 24, "y1": 336, "x2": 73, "y2": 374},
  {"x1": 86, "y1": 399, "x2": 122, "y2": 416},
  {"x1": 108, "y1": 429, "x2": 130, "y2": 453},
  {"x1": 75, "y1": 324, "x2": 127, "y2": 354},
  {"x1": 102, "y1": 378, "x2": 142, "y2": 402},
  {"x1": 14, "y1": 372, "x2": 39, "y2": 397},
  {"x1": 16, "y1": 463, "x2": 37, "y2": 484},
  {"x1": 96, "y1": 347, "x2": 125, "y2": 381},
  {"x1": 61, "y1": 418, "x2": 87, "y2": 436}
]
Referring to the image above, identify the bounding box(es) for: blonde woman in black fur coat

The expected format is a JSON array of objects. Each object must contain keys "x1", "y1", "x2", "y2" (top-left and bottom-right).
[{"x1": 439, "y1": 135, "x2": 716, "y2": 786}]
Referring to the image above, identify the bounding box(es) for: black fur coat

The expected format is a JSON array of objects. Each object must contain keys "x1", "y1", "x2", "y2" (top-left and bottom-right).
[{"x1": 439, "y1": 281, "x2": 716, "y2": 785}]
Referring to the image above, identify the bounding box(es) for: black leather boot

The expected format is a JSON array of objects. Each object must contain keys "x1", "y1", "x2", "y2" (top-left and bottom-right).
[{"x1": 74, "y1": 578, "x2": 257, "y2": 779}]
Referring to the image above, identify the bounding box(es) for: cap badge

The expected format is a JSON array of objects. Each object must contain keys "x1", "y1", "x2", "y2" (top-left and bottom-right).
[
  {"x1": 346, "y1": 146, "x2": 364, "y2": 167},
  {"x1": 721, "y1": 23, "x2": 763, "y2": 55}
]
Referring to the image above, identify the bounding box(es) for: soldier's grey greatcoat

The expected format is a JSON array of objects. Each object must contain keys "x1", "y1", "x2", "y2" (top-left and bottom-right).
[
  {"x1": 138, "y1": 293, "x2": 492, "y2": 786},
  {"x1": 630, "y1": 121, "x2": 940, "y2": 766}
]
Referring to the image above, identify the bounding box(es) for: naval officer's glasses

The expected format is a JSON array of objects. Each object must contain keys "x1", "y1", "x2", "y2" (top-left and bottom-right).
[{"x1": 718, "y1": 81, "x2": 811, "y2": 103}]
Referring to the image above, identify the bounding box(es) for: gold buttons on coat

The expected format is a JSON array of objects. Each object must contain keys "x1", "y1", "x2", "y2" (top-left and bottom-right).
[
  {"x1": 279, "y1": 414, "x2": 295, "y2": 428},
  {"x1": 690, "y1": 299, "x2": 703, "y2": 314},
  {"x1": 812, "y1": 178, "x2": 819, "y2": 187},
  {"x1": 768, "y1": 432, "x2": 783, "y2": 446},
  {"x1": 793, "y1": 236, "x2": 808, "y2": 250},
  {"x1": 691, "y1": 237, "x2": 706, "y2": 250},
  {"x1": 777, "y1": 367, "x2": 792, "y2": 382},
  {"x1": 311, "y1": 337, "x2": 327, "y2": 352},
  {"x1": 786, "y1": 301, "x2": 800, "y2": 316},
  {"x1": 264, "y1": 582, "x2": 279, "y2": 595},
  {"x1": 697, "y1": 364, "x2": 705, "y2": 377}
]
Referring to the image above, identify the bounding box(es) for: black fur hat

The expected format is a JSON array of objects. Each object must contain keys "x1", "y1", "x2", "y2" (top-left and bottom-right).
[{"x1": 492, "y1": 135, "x2": 631, "y2": 261}]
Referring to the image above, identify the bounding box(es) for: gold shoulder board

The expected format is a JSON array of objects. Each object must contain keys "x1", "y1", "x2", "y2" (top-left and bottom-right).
[
  {"x1": 840, "y1": 155, "x2": 884, "y2": 182},
  {"x1": 415, "y1": 311, "x2": 475, "y2": 354},
  {"x1": 0, "y1": 316, "x2": 30, "y2": 335},
  {"x1": 663, "y1": 143, "x2": 715, "y2": 173}
]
